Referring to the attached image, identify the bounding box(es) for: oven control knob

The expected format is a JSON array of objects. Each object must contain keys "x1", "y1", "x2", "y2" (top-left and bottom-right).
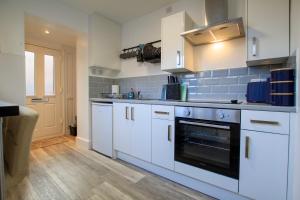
[
  {"x1": 184, "y1": 109, "x2": 191, "y2": 117},
  {"x1": 218, "y1": 112, "x2": 225, "y2": 119}
]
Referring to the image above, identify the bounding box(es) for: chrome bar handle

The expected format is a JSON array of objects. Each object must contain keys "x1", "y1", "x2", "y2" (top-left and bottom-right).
[
  {"x1": 131, "y1": 107, "x2": 134, "y2": 121},
  {"x1": 252, "y1": 37, "x2": 257, "y2": 57},
  {"x1": 168, "y1": 125, "x2": 172, "y2": 142},
  {"x1": 177, "y1": 50, "x2": 181, "y2": 67},
  {"x1": 125, "y1": 106, "x2": 129, "y2": 120},
  {"x1": 154, "y1": 111, "x2": 169, "y2": 115},
  {"x1": 179, "y1": 120, "x2": 230, "y2": 130},
  {"x1": 245, "y1": 136, "x2": 250, "y2": 159},
  {"x1": 250, "y1": 119, "x2": 279, "y2": 126}
]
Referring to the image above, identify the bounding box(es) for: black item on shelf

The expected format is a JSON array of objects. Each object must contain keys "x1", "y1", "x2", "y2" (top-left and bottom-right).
[
  {"x1": 143, "y1": 44, "x2": 161, "y2": 63},
  {"x1": 270, "y1": 81, "x2": 295, "y2": 93},
  {"x1": 120, "y1": 40, "x2": 161, "y2": 63},
  {"x1": 270, "y1": 94, "x2": 295, "y2": 106},
  {"x1": 271, "y1": 68, "x2": 295, "y2": 81},
  {"x1": 136, "y1": 45, "x2": 144, "y2": 62},
  {"x1": 270, "y1": 68, "x2": 295, "y2": 106}
]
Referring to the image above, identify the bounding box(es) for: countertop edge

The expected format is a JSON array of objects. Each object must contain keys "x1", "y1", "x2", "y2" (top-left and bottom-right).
[
  {"x1": 90, "y1": 98, "x2": 297, "y2": 113},
  {"x1": 0, "y1": 101, "x2": 20, "y2": 117}
]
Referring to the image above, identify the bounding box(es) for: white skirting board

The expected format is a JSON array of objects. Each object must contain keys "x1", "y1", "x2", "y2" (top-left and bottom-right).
[
  {"x1": 117, "y1": 152, "x2": 249, "y2": 200},
  {"x1": 76, "y1": 137, "x2": 90, "y2": 149}
]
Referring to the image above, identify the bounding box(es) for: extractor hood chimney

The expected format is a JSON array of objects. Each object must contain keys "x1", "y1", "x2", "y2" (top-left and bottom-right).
[{"x1": 181, "y1": 0, "x2": 245, "y2": 46}]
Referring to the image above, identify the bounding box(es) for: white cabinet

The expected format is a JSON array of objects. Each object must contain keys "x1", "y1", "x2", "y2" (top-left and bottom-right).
[
  {"x1": 239, "y1": 130, "x2": 289, "y2": 200},
  {"x1": 161, "y1": 11, "x2": 194, "y2": 72},
  {"x1": 113, "y1": 103, "x2": 131, "y2": 155},
  {"x1": 91, "y1": 103, "x2": 113, "y2": 157},
  {"x1": 152, "y1": 119, "x2": 174, "y2": 170},
  {"x1": 113, "y1": 103, "x2": 152, "y2": 162},
  {"x1": 131, "y1": 104, "x2": 152, "y2": 162},
  {"x1": 89, "y1": 13, "x2": 121, "y2": 70},
  {"x1": 247, "y1": 0, "x2": 289, "y2": 61}
]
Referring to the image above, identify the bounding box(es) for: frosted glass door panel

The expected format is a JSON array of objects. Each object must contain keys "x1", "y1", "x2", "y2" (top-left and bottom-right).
[
  {"x1": 25, "y1": 51, "x2": 35, "y2": 96},
  {"x1": 44, "y1": 55, "x2": 55, "y2": 96}
]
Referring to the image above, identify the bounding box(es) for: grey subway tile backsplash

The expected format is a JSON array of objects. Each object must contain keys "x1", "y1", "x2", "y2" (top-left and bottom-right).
[
  {"x1": 212, "y1": 69, "x2": 229, "y2": 77},
  {"x1": 229, "y1": 68, "x2": 248, "y2": 76},
  {"x1": 89, "y1": 66, "x2": 276, "y2": 101}
]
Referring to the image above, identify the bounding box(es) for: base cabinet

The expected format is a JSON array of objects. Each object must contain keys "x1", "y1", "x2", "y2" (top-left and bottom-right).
[
  {"x1": 113, "y1": 103, "x2": 151, "y2": 162},
  {"x1": 113, "y1": 103, "x2": 131, "y2": 155},
  {"x1": 131, "y1": 104, "x2": 152, "y2": 162},
  {"x1": 239, "y1": 130, "x2": 289, "y2": 200},
  {"x1": 152, "y1": 119, "x2": 174, "y2": 170}
]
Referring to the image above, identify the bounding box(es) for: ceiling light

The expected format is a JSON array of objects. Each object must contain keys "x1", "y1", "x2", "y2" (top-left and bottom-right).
[{"x1": 44, "y1": 30, "x2": 50, "y2": 34}]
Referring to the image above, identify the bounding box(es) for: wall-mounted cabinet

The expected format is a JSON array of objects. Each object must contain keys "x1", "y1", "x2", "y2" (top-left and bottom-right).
[
  {"x1": 247, "y1": 0, "x2": 290, "y2": 61},
  {"x1": 89, "y1": 13, "x2": 121, "y2": 71},
  {"x1": 161, "y1": 11, "x2": 195, "y2": 72}
]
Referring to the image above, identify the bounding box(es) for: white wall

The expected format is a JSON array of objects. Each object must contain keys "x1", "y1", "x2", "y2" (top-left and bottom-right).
[
  {"x1": 119, "y1": 0, "x2": 246, "y2": 78},
  {"x1": 76, "y1": 35, "x2": 90, "y2": 147}
]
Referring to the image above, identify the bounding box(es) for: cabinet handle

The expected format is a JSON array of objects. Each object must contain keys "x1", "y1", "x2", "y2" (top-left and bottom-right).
[
  {"x1": 252, "y1": 37, "x2": 257, "y2": 57},
  {"x1": 168, "y1": 125, "x2": 172, "y2": 142},
  {"x1": 125, "y1": 106, "x2": 129, "y2": 120},
  {"x1": 250, "y1": 119, "x2": 279, "y2": 126},
  {"x1": 245, "y1": 136, "x2": 250, "y2": 159},
  {"x1": 154, "y1": 111, "x2": 169, "y2": 115},
  {"x1": 177, "y1": 50, "x2": 181, "y2": 66},
  {"x1": 131, "y1": 107, "x2": 134, "y2": 121}
]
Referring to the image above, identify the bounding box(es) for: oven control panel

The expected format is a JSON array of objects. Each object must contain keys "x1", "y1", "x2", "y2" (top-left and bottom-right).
[{"x1": 175, "y1": 107, "x2": 241, "y2": 124}]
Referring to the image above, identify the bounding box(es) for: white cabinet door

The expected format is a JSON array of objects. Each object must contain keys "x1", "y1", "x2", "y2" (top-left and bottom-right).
[
  {"x1": 161, "y1": 11, "x2": 194, "y2": 72},
  {"x1": 130, "y1": 104, "x2": 152, "y2": 162},
  {"x1": 91, "y1": 103, "x2": 113, "y2": 157},
  {"x1": 152, "y1": 119, "x2": 174, "y2": 170},
  {"x1": 89, "y1": 13, "x2": 121, "y2": 70},
  {"x1": 239, "y1": 130, "x2": 289, "y2": 200},
  {"x1": 247, "y1": 0, "x2": 289, "y2": 61},
  {"x1": 113, "y1": 103, "x2": 131, "y2": 155}
]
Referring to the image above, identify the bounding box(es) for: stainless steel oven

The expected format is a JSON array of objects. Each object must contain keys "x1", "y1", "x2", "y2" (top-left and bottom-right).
[{"x1": 175, "y1": 107, "x2": 241, "y2": 179}]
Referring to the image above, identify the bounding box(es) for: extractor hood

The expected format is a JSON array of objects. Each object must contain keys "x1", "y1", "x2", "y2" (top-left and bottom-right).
[{"x1": 181, "y1": 0, "x2": 245, "y2": 46}]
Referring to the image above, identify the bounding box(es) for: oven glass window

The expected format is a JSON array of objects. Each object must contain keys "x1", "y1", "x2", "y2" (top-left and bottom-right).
[
  {"x1": 177, "y1": 121, "x2": 231, "y2": 169},
  {"x1": 175, "y1": 117, "x2": 241, "y2": 179}
]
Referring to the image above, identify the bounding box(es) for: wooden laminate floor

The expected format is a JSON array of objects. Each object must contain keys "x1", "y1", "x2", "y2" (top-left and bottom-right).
[{"x1": 6, "y1": 138, "x2": 215, "y2": 200}]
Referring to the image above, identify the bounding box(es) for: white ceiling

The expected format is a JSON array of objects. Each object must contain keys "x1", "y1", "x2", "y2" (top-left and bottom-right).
[
  {"x1": 25, "y1": 15, "x2": 78, "y2": 47},
  {"x1": 58, "y1": 0, "x2": 178, "y2": 23}
]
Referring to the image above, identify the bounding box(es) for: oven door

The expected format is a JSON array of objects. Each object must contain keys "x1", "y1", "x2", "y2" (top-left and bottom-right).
[{"x1": 175, "y1": 118, "x2": 240, "y2": 179}]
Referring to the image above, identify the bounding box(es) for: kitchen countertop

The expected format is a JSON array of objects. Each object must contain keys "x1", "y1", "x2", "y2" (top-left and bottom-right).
[
  {"x1": 90, "y1": 98, "x2": 297, "y2": 113},
  {"x1": 0, "y1": 100, "x2": 19, "y2": 117}
]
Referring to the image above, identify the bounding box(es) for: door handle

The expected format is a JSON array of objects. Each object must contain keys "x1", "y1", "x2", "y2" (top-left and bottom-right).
[
  {"x1": 131, "y1": 107, "x2": 134, "y2": 121},
  {"x1": 252, "y1": 37, "x2": 257, "y2": 57},
  {"x1": 177, "y1": 50, "x2": 181, "y2": 66},
  {"x1": 125, "y1": 106, "x2": 129, "y2": 120},
  {"x1": 250, "y1": 119, "x2": 279, "y2": 126},
  {"x1": 31, "y1": 98, "x2": 49, "y2": 103},
  {"x1": 168, "y1": 125, "x2": 172, "y2": 142},
  {"x1": 245, "y1": 136, "x2": 250, "y2": 159},
  {"x1": 178, "y1": 120, "x2": 230, "y2": 130},
  {"x1": 154, "y1": 111, "x2": 169, "y2": 115}
]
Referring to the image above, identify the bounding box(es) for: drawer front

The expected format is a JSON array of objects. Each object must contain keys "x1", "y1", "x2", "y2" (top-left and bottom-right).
[
  {"x1": 152, "y1": 105, "x2": 174, "y2": 120},
  {"x1": 241, "y1": 110, "x2": 290, "y2": 134}
]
